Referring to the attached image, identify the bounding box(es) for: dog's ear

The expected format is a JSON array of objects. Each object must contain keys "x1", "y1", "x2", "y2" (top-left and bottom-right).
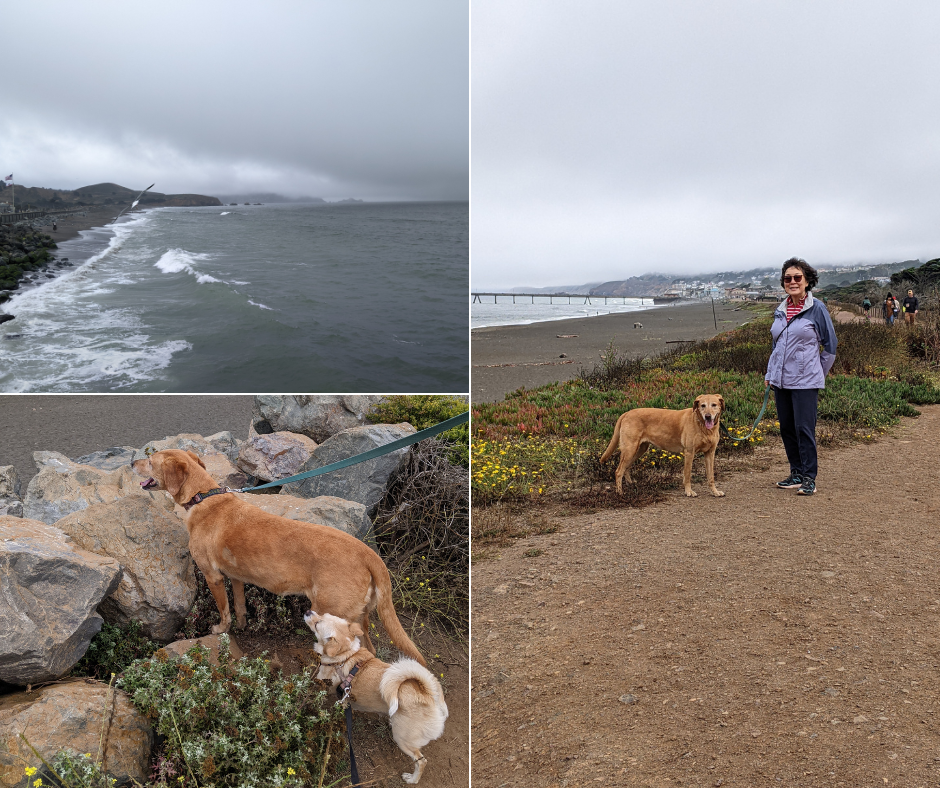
[
  {"x1": 718, "y1": 395, "x2": 725, "y2": 413},
  {"x1": 348, "y1": 622, "x2": 364, "y2": 638},
  {"x1": 162, "y1": 457, "x2": 187, "y2": 497},
  {"x1": 186, "y1": 451, "x2": 207, "y2": 470},
  {"x1": 693, "y1": 396, "x2": 702, "y2": 411}
]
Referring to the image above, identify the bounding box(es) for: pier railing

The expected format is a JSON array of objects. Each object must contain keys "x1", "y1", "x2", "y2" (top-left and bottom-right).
[
  {"x1": 0, "y1": 208, "x2": 89, "y2": 226},
  {"x1": 471, "y1": 292, "x2": 681, "y2": 305}
]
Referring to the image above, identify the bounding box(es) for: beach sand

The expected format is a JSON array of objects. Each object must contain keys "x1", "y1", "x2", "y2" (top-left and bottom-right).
[
  {"x1": 0, "y1": 394, "x2": 255, "y2": 488},
  {"x1": 471, "y1": 300, "x2": 763, "y2": 403},
  {"x1": 43, "y1": 206, "x2": 130, "y2": 245}
]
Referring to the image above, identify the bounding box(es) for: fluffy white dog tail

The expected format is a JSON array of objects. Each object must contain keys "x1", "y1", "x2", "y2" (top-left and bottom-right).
[{"x1": 379, "y1": 658, "x2": 449, "y2": 723}]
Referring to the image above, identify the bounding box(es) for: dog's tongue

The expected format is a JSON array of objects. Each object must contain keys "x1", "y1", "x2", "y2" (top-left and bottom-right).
[
  {"x1": 704, "y1": 418, "x2": 715, "y2": 429},
  {"x1": 140, "y1": 478, "x2": 157, "y2": 490}
]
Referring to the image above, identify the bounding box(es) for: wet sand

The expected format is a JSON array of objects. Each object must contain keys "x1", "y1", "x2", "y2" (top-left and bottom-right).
[
  {"x1": 42, "y1": 206, "x2": 130, "y2": 245},
  {"x1": 471, "y1": 301, "x2": 763, "y2": 403},
  {"x1": 0, "y1": 395, "x2": 254, "y2": 488}
]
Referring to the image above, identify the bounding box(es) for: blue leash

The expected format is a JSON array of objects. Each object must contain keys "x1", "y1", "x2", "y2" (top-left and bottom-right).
[{"x1": 237, "y1": 411, "x2": 469, "y2": 492}]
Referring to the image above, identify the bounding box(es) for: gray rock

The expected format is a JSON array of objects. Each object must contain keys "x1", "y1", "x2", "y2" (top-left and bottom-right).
[
  {"x1": 238, "y1": 492, "x2": 372, "y2": 540},
  {"x1": 0, "y1": 682, "x2": 154, "y2": 787},
  {"x1": 251, "y1": 395, "x2": 386, "y2": 443},
  {"x1": 71, "y1": 446, "x2": 137, "y2": 471},
  {"x1": 55, "y1": 496, "x2": 197, "y2": 642},
  {"x1": 279, "y1": 423, "x2": 416, "y2": 515},
  {"x1": 23, "y1": 454, "x2": 171, "y2": 525},
  {"x1": 0, "y1": 517, "x2": 121, "y2": 684},
  {"x1": 0, "y1": 497, "x2": 23, "y2": 517},
  {"x1": 236, "y1": 431, "x2": 318, "y2": 482},
  {"x1": 204, "y1": 430, "x2": 242, "y2": 465},
  {"x1": 0, "y1": 465, "x2": 21, "y2": 498},
  {"x1": 162, "y1": 633, "x2": 245, "y2": 665}
]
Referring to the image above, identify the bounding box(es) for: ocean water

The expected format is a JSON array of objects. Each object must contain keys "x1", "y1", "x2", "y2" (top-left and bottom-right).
[
  {"x1": 0, "y1": 202, "x2": 468, "y2": 392},
  {"x1": 471, "y1": 294, "x2": 662, "y2": 329}
]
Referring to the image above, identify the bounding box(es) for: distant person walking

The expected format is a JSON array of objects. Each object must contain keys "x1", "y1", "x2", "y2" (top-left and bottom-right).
[
  {"x1": 766, "y1": 258, "x2": 838, "y2": 497},
  {"x1": 883, "y1": 293, "x2": 897, "y2": 326},
  {"x1": 903, "y1": 289, "x2": 919, "y2": 325}
]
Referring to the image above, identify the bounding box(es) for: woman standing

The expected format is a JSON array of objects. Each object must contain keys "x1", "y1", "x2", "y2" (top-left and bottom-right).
[{"x1": 765, "y1": 258, "x2": 838, "y2": 496}]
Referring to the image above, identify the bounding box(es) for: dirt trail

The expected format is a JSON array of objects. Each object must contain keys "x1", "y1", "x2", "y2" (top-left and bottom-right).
[{"x1": 472, "y1": 406, "x2": 940, "y2": 787}]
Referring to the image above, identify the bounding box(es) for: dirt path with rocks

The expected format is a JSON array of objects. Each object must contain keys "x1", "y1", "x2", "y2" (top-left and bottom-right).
[{"x1": 472, "y1": 405, "x2": 940, "y2": 787}]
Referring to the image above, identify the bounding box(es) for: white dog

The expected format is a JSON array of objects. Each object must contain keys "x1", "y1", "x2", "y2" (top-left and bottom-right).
[{"x1": 305, "y1": 610, "x2": 448, "y2": 784}]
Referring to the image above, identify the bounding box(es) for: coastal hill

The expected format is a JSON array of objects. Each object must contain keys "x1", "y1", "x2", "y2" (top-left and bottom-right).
[{"x1": 0, "y1": 181, "x2": 221, "y2": 209}]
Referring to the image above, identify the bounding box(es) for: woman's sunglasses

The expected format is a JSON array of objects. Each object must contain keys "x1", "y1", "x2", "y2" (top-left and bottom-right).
[{"x1": 784, "y1": 274, "x2": 804, "y2": 283}]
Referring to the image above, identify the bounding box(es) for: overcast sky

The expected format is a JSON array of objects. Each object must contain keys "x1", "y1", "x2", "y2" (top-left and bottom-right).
[
  {"x1": 472, "y1": 1, "x2": 940, "y2": 288},
  {"x1": 2, "y1": 1, "x2": 467, "y2": 202}
]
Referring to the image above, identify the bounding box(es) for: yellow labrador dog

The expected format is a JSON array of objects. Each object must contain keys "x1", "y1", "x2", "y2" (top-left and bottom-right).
[
  {"x1": 600, "y1": 394, "x2": 725, "y2": 497},
  {"x1": 132, "y1": 449, "x2": 425, "y2": 665},
  {"x1": 305, "y1": 610, "x2": 447, "y2": 785}
]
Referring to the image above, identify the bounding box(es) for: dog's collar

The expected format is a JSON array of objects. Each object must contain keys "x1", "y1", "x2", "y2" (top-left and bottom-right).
[{"x1": 182, "y1": 487, "x2": 231, "y2": 511}]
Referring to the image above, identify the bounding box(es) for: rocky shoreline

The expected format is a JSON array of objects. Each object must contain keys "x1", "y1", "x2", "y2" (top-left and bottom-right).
[{"x1": 0, "y1": 224, "x2": 66, "y2": 307}]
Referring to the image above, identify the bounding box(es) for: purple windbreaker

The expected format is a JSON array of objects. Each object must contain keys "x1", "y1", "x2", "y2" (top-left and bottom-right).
[{"x1": 764, "y1": 293, "x2": 837, "y2": 390}]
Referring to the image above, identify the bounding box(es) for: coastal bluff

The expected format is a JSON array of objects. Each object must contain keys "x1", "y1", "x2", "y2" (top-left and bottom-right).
[{"x1": 0, "y1": 181, "x2": 221, "y2": 210}]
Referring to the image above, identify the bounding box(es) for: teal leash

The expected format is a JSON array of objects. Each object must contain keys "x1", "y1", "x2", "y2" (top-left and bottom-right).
[
  {"x1": 237, "y1": 411, "x2": 469, "y2": 492},
  {"x1": 721, "y1": 386, "x2": 772, "y2": 443}
]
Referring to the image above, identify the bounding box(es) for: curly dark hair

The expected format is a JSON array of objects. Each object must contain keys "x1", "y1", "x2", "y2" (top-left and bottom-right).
[{"x1": 780, "y1": 257, "x2": 819, "y2": 291}]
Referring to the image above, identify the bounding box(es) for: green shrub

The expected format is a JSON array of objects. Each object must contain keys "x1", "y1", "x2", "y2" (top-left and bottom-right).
[
  {"x1": 71, "y1": 620, "x2": 158, "y2": 680},
  {"x1": 368, "y1": 395, "x2": 469, "y2": 467},
  {"x1": 120, "y1": 637, "x2": 343, "y2": 788}
]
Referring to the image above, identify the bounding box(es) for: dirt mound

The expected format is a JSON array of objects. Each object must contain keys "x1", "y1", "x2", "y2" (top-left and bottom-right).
[{"x1": 472, "y1": 406, "x2": 940, "y2": 787}]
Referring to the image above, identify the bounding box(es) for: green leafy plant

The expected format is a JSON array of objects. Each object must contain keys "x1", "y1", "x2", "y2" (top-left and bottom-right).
[
  {"x1": 120, "y1": 636, "x2": 344, "y2": 788},
  {"x1": 71, "y1": 620, "x2": 158, "y2": 680},
  {"x1": 368, "y1": 395, "x2": 469, "y2": 467}
]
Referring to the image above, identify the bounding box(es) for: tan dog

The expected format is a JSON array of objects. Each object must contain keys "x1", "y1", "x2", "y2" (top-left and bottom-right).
[
  {"x1": 305, "y1": 610, "x2": 447, "y2": 785},
  {"x1": 132, "y1": 449, "x2": 425, "y2": 665},
  {"x1": 600, "y1": 394, "x2": 726, "y2": 497}
]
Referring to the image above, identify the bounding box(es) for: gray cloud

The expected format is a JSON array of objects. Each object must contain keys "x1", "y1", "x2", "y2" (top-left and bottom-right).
[
  {"x1": 2, "y1": 1, "x2": 467, "y2": 201},
  {"x1": 472, "y1": 0, "x2": 940, "y2": 288}
]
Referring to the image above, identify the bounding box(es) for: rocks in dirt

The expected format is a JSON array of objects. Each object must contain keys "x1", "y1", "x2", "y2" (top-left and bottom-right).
[
  {"x1": 54, "y1": 496, "x2": 197, "y2": 642},
  {"x1": 0, "y1": 466, "x2": 23, "y2": 517},
  {"x1": 236, "y1": 431, "x2": 318, "y2": 482},
  {"x1": 0, "y1": 681, "x2": 154, "y2": 788},
  {"x1": 619, "y1": 694, "x2": 639, "y2": 705},
  {"x1": 162, "y1": 633, "x2": 245, "y2": 665},
  {"x1": 237, "y1": 492, "x2": 373, "y2": 540},
  {"x1": 279, "y1": 423, "x2": 416, "y2": 514},
  {"x1": 23, "y1": 452, "x2": 171, "y2": 525},
  {"x1": 251, "y1": 394, "x2": 385, "y2": 443},
  {"x1": 0, "y1": 517, "x2": 121, "y2": 685}
]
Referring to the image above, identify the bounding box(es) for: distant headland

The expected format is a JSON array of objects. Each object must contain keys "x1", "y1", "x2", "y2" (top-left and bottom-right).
[{"x1": 0, "y1": 181, "x2": 221, "y2": 210}]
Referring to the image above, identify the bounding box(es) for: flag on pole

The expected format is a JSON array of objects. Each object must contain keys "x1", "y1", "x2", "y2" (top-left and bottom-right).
[{"x1": 3, "y1": 175, "x2": 11, "y2": 182}]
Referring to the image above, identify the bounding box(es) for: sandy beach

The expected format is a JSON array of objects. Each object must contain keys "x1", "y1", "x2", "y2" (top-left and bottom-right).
[
  {"x1": 471, "y1": 300, "x2": 763, "y2": 402},
  {"x1": 0, "y1": 394, "x2": 254, "y2": 488},
  {"x1": 41, "y1": 206, "x2": 131, "y2": 245}
]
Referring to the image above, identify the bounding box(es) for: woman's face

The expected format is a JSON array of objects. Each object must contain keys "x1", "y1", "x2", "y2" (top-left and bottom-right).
[{"x1": 784, "y1": 266, "x2": 808, "y2": 302}]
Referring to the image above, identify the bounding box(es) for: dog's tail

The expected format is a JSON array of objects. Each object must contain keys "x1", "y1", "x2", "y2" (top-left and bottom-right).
[
  {"x1": 367, "y1": 553, "x2": 427, "y2": 666},
  {"x1": 380, "y1": 658, "x2": 449, "y2": 724},
  {"x1": 599, "y1": 413, "x2": 627, "y2": 463}
]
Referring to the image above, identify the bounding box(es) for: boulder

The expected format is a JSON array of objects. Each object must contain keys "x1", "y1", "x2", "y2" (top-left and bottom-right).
[
  {"x1": 71, "y1": 446, "x2": 137, "y2": 471},
  {"x1": 23, "y1": 453, "x2": 172, "y2": 525},
  {"x1": 236, "y1": 492, "x2": 372, "y2": 540},
  {"x1": 0, "y1": 517, "x2": 121, "y2": 685},
  {"x1": 135, "y1": 434, "x2": 250, "y2": 490},
  {"x1": 0, "y1": 681, "x2": 153, "y2": 788},
  {"x1": 0, "y1": 465, "x2": 21, "y2": 498},
  {"x1": 251, "y1": 395, "x2": 386, "y2": 443},
  {"x1": 162, "y1": 633, "x2": 244, "y2": 665},
  {"x1": 279, "y1": 423, "x2": 416, "y2": 515},
  {"x1": 54, "y1": 497, "x2": 197, "y2": 642},
  {"x1": 236, "y1": 431, "x2": 318, "y2": 482}
]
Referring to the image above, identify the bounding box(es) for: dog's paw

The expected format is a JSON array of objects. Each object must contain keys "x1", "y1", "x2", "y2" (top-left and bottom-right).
[
  {"x1": 685, "y1": 490, "x2": 698, "y2": 497},
  {"x1": 402, "y1": 772, "x2": 420, "y2": 785},
  {"x1": 211, "y1": 623, "x2": 231, "y2": 635},
  {"x1": 711, "y1": 490, "x2": 725, "y2": 497}
]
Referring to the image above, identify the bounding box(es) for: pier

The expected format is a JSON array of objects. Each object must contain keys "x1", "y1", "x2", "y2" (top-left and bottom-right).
[
  {"x1": 471, "y1": 292, "x2": 682, "y2": 305},
  {"x1": 0, "y1": 208, "x2": 90, "y2": 226}
]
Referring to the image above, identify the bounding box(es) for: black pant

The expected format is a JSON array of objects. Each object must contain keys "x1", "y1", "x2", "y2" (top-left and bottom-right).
[{"x1": 774, "y1": 387, "x2": 819, "y2": 480}]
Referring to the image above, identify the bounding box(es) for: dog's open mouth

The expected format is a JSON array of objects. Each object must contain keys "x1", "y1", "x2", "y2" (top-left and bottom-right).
[
  {"x1": 140, "y1": 478, "x2": 158, "y2": 490},
  {"x1": 703, "y1": 416, "x2": 716, "y2": 429}
]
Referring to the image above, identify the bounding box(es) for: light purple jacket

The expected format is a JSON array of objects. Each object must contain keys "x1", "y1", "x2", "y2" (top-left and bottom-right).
[{"x1": 765, "y1": 293, "x2": 837, "y2": 390}]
